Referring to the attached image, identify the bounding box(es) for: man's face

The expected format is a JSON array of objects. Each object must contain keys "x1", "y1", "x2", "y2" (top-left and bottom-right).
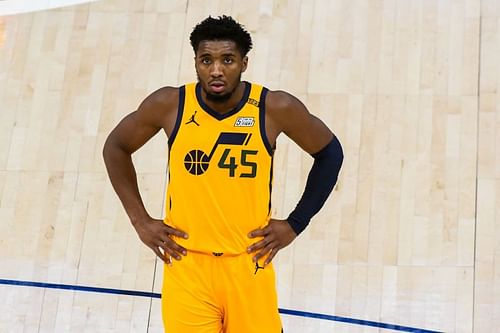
[{"x1": 195, "y1": 40, "x2": 248, "y2": 103}]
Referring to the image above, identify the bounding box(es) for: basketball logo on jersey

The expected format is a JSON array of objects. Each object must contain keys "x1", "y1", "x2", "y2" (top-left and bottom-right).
[
  {"x1": 234, "y1": 117, "x2": 255, "y2": 127},
  {"x1": 184, "y1": 132, "x2": 258, "y2": 178}
]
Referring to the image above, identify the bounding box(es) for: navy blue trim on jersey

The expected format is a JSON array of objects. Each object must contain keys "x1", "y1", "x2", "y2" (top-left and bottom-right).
[
  {"x1": 258, "y1": 87, "x2": 274, "y2": 155},
  {"x1": 195, "y1": 81, "x2": 251, "y2": 120},
  {"x1": 168, "y1": 85, "x2": 185, "y2": 147},
  {"x1": 268, "y1": 155, "x2": 274, "y2": 214}
]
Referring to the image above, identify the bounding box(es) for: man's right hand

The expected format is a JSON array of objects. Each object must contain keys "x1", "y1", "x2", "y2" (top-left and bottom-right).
[{"x1": 132, "y1": 217, "x2": 189, "y2": 264}]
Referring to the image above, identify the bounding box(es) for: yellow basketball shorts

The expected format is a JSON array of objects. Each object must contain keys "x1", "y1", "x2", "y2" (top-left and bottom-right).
[{"x1": 161, "y1": 251, "x2": 282, "y2": 333}]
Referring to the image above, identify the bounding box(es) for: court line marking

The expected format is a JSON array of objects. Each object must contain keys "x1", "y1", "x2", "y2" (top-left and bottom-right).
[{"x1": 0, "y1": 278, "x2": 442, "y2": 333}]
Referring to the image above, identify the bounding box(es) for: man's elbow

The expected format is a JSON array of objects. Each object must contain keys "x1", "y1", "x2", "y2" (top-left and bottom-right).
[{"x1": 102, "y1": 133, "x2": 120, "y2": 165}]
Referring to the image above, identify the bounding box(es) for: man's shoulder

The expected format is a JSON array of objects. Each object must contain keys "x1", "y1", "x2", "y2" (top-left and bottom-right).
[
  {"x1": 148, "y1": 86, "x2": 181, "y2": 104},
  {"x1": 262, "y1": 88, "x2": 311, "y2": 131},
  {"x1": 264, "y1": 89, "x2": 302, "y2": 112},
  {"x1": 139, "y1": 86, "x2": 181, "y2": 112}
]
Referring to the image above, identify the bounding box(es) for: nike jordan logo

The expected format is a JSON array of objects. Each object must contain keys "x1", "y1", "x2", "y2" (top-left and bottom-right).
[
  {"x1": 185, "y1": 111, "x2": 200, "y2": 126},
  {"x1": 254, "y1": 261, "x2": 264, "y2": 275}
]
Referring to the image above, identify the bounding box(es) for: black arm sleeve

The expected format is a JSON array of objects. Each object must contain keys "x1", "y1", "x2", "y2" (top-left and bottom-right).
[{"x1": 286, "y1": 136, "x2": 344, "y2": 235}]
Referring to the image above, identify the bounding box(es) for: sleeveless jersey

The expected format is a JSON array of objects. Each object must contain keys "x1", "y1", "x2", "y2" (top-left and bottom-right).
[{"x1": 165, "y1": 82, "x2": 274, "y2": 255}]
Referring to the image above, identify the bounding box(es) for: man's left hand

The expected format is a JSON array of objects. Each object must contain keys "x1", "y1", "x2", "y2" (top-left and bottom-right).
[{"x1": 247, "y1": 219, "x2": 297, "y2": 265}]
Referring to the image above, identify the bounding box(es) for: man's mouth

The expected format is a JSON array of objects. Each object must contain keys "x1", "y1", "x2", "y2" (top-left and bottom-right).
[{"x1": 209, "y1": 81, "x2": 225, "y2": 93}]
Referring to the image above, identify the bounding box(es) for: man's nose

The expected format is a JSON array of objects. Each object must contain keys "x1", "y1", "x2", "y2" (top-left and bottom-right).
[{"x1": 210, "y1": 62, "x2": 223, "y2": 77}]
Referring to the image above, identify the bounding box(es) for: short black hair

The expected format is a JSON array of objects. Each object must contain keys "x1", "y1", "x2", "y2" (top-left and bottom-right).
[{"x1": 190, "y1": 15, "x2": 253, "y2": 57}]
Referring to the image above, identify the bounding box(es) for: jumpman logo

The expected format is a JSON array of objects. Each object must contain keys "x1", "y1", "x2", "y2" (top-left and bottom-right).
[
  {"x1": 185, "y1": 111, "x2": 200, "y2": 126},
  {"x1": 254, "y1": 261, "x2": 264, "y2": 275}
]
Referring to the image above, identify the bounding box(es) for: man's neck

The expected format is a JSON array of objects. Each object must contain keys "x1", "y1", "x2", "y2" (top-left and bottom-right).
[{"x1": 202, "y1": 81, "x2": 245, "y2": 115}]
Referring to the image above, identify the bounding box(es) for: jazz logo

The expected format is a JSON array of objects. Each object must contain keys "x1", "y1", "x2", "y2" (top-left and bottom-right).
[{"x1": 184, "y1": 132, "x2": 257, "y2": 178}]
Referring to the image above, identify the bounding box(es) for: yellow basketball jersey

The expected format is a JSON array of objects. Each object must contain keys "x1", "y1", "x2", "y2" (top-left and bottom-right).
[{"x1": 165, "y1": 82, "x2": 274, "y2": 255}]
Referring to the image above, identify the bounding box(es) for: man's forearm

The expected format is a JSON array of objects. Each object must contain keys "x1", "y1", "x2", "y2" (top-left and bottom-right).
[{"x1": 103, "y1": 141, "x2": 149, "y2": 225}]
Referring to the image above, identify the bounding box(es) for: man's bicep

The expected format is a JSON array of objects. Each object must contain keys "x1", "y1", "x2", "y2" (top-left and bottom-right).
[
  {"x1": 108, "y1": 111, "x2": 161, "y2": 154},
  {"x1": 107, "y1": 87, "x2": 177, "y2": 154}
]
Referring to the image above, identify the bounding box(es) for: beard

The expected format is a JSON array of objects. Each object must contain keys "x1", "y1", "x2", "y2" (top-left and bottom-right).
[
  {"x1": 206, "y1": 91, "x2": 232, "y2": 103},
  {"x1": 198, "y1": 73, "x2": 242, "y2": 104}
]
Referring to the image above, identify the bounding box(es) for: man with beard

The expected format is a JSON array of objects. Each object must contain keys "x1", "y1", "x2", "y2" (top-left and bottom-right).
[{"x1": 103, "y1": 15, "x2": 343, "y2": 333}]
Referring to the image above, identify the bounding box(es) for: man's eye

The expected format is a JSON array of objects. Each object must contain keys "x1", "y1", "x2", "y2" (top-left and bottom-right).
[
  {"x1": 202, "y1": 58, "x2": 211, "y2": 64},
  {"x1": 224, "y1": 58, "x2": 233, "y2": 64}
]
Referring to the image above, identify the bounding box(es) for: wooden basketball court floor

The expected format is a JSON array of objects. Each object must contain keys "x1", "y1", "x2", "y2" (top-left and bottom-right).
[{"x1": 0, "y1": 0, "x2": 499, "y2": 331}]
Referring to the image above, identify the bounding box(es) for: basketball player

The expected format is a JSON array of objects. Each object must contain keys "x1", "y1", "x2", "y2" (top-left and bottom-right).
[{"x1": 103, "y1": 16, "x2": 343, "y2": 333}]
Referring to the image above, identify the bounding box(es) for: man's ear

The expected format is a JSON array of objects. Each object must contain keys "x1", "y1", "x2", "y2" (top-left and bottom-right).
[{"x1": 242, "y1": 56, "x2": 248, "y2": 72}]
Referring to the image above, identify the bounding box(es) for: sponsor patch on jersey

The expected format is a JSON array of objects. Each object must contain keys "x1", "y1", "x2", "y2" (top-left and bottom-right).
[{"x1": 234, "y1": 117, "x2": 255, "y2": 127}]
